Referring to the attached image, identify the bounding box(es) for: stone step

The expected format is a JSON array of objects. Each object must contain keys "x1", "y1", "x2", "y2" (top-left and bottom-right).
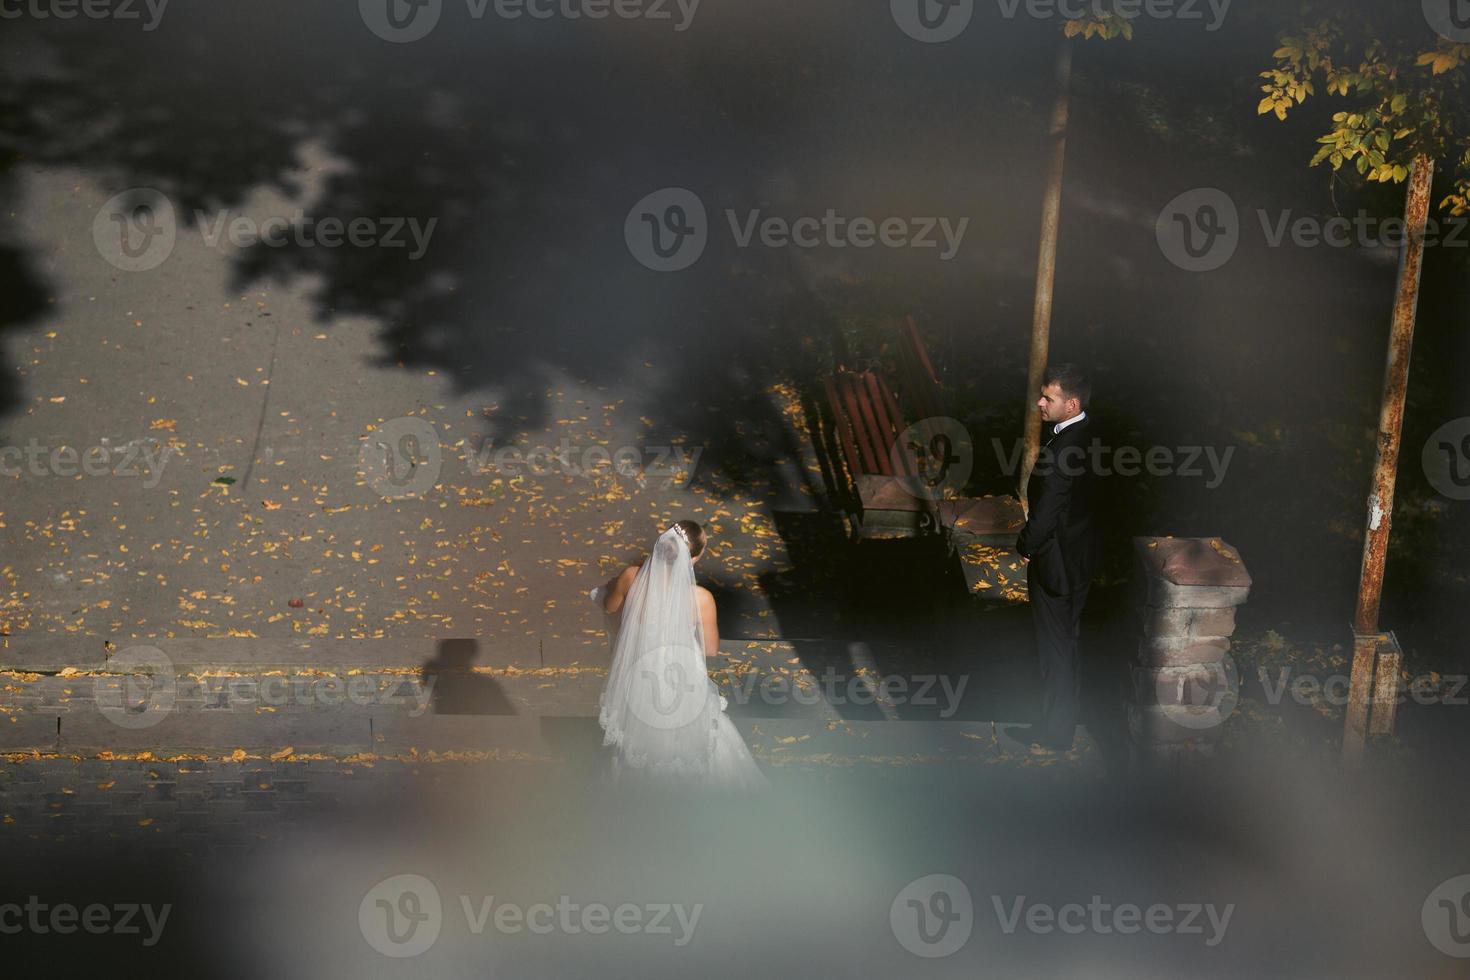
[
  {"x1": 0, "y1": 636, "x2": 551, "y2": 673},
  {"x1": 1, "y1": 638, "x2": 990, "y2": 723},
  {"x1": 1, "y1": 712, "x2": 1101, "y2": 771}
]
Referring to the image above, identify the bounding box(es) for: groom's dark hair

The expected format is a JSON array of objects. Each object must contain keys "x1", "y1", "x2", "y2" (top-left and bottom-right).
[
  {"x1": 673, "y1": 519, "x2": 707, "y2": 558},
  {"x1": 1043, "y1": 363, "x2": 1092, "y2": 410}
]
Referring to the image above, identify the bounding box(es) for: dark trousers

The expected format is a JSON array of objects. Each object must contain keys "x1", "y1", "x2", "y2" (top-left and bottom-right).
[{"x1": 1027, "y1": 561, "x2": 1089, "y2": 748}]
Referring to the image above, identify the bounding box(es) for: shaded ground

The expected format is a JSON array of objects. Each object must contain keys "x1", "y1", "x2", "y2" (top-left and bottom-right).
[{"x1": 1, "y1": 7, "x2": 1469, "y2": 977}]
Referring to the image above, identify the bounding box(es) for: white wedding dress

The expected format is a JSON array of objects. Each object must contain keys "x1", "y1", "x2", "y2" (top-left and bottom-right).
[{"x1": 596, "y1": 527, "x2": 769, "y2": 792}]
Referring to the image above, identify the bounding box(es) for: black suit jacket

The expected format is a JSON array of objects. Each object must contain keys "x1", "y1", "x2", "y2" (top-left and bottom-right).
[{"x1": 1016, "y1": 414, "x2": 1103, "y2": 596}]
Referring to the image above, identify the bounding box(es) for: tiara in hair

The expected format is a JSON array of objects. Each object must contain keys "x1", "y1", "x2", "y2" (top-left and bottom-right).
[{"x1": 667, "y1": 523, "x2": 690, "y2": 549}]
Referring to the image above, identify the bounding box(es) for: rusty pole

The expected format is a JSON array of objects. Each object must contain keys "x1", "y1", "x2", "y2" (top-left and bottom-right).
[
  {"x1": 1020, "y1": 39, "x2": 1073, "y2": 513},
  {"x1": 1343, "y1": 153, "x2": 1434, "y2": 763}
]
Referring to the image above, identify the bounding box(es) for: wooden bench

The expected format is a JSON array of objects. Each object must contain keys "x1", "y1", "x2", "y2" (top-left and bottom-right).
[
  {"x1": 819, "y1": 369, "x2": 936, "y2": 539},
  {"x1": 894, "y1": 317, "x2": 1027, "y2": 582},
  {"x1": 816, "y1": 316, "x2": 1024, "y2": 555},
  {"x1": 896, "y1": 314, "x2": 946, "y2": 423}
]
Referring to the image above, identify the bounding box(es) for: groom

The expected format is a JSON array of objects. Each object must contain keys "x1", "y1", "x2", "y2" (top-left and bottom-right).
[{"x1": 1015, "y1": 364, "x2": 1103, "y2": 752}]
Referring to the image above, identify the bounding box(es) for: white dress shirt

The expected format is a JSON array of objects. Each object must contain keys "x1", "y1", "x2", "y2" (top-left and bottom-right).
[{"x1": 1052, "y1": 410, "x2": 1087, "y2": 437}]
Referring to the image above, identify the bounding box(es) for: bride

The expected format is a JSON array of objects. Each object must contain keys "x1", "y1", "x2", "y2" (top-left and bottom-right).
[{"x1": 593, "y1": 520, "x2": 769, "y2": 791}]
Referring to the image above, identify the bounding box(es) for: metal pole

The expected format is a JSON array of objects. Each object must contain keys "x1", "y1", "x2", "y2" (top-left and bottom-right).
[
  {"x1": 1019, "y1": 39, "x2": 1073, "y2": 513},
  {"x1": 1343, "y1": 153, "x2": 1434, "y2": 762}
]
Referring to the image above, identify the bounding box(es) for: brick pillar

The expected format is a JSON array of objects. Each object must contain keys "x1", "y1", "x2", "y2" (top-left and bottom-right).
[{"x1": 1128, "y1": 536, "x2": 1252, "y2": 770}]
